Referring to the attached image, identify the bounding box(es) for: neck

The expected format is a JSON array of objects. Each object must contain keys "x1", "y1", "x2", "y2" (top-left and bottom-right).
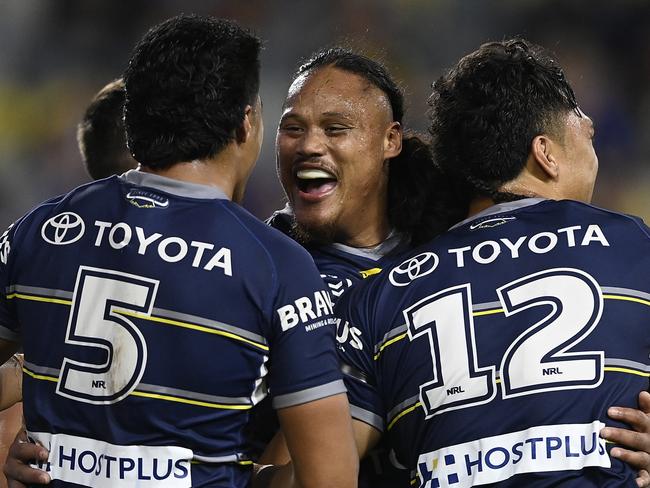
[
  {"x1": 139, "y1": 145, "x2": 245, "y2": 202},
  {"x1": 467, "y1": 196, "x2": 496, "y2": 217},
  {"x1": 337, "y1": 219, "x2": 392, "y2": 248}
]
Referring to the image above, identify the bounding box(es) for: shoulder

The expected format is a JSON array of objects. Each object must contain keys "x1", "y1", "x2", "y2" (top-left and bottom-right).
[
  {"x1": 227, "y1": 203, "x2": 318, "y2": 271},
  {"x1": 7, "y1": 179, "x2": 112, "y2": 241},
  {"x1": 550, "y1": 200, "x2": 650, "y2": 240}
]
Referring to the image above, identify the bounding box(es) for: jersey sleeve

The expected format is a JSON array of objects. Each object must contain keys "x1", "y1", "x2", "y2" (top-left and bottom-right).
[
  {"x1": 334, "y1": 283, "x2": 385, "y2": 433},
  {"x1": 266, "y1": 243, "x2": 345, "y2": 409},
  {"x1": 0, "y1": 222, "x2": 21, "y2": 343}
]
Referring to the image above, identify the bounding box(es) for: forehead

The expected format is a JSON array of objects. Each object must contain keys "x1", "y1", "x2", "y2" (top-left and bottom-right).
[{"x1": 283, "y1": 66, "x2": 392, "y2": 119}]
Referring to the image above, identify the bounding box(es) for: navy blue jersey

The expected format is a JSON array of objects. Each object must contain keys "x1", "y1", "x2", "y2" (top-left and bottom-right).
[
  {"x1": 267, "y1": 207, "x2": 411, "y2": 487},
  {"x1": 337, "y1": 198, "x2": 650, "y2": 487},
  {"x1": 0, "y1": 171, "x2": 345, "y2": 488}
]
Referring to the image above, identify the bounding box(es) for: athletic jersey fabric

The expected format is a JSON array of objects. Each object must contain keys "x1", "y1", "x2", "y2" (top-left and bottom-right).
[
  {"x1": 337, "y1": 198, "x2": 650, "y2": 487},
  {"x1": 267, "y1": 206, "x2": 412, "y2": 487},
  {"x1": 0, "y1": 171, "x2": 344, "y2": 488}
]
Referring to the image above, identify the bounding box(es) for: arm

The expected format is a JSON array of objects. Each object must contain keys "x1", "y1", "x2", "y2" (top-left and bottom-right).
[
  {"x1": 0, "y1": 354, "x2": 23, "y2": 411},
  {"x1": 0, "y1": 343, "x2": 50, "y2": 487},
  {"x1": 259, "y1": 417, "x2": 381, "y2": 468},
  {"x1": 600, "y1": 391, "x2": 650, "y2": 487},
  {"x1": 254, "y1": 393, "x2": 358, "y2": 488},
  {"x1": 352, "y1": 418, "x2": 381, "y2": 460}
]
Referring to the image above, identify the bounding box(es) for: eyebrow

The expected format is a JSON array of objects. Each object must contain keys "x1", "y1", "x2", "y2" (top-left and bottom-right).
[
  {"x1": 279, "y1": 110, "x2": 355, "y2": 124},
  {"x1": 321, "y1": 111, "x2": 356, "y2": 123}
]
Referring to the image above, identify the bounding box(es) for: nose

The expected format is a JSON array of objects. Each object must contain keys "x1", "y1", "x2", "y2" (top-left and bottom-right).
[{"x1": 297, "y1": 128, "x2": 326, "y2": 158}]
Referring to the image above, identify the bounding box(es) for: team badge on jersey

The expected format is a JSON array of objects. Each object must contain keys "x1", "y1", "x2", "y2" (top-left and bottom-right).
[
  {"x1": 126, "y1": 190, "x2": 170, "y2": 209},
  {"x1": 469, "y1": 216, "x2": 516, "y2": 230}
]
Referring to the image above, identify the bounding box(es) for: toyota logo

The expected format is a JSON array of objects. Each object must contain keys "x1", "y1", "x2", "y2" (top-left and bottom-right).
[
  {"x1": 41, "y1": 212, "x2": 85, "y2": 245},
  {"x1": 389, "y1": 252, "x2": 439, "y2": 287}
]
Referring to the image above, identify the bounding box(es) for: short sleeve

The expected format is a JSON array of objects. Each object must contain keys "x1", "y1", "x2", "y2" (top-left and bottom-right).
[
  {"x1": 0, "y1": 222, "x2": 21, "y2": 343},
  {"x1": 334, "y1": 284, "x2": 385, "y2": 432},
  {"x1": 266, "y1": 244, "x2": 345, "y2": 409}
]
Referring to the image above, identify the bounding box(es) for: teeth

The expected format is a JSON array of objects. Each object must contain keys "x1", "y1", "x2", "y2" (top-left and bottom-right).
[{"x1": 296, "y1": 169, "x2": 335, "y2": 180}]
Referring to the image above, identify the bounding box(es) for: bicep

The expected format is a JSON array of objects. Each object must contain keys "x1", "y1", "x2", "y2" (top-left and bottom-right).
[
  {"x1": 0, "y1": 343, "x2": 22, "y2": 411},
  {"x1": 353, "y1": 418, "x2": 382, "y2": 460},
  {"x1": 277, "y1": 393, "x2": 358, "y2": 488}
]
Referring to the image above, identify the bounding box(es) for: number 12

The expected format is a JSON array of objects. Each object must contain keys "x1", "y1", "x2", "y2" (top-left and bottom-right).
[{"x1": 404, "y1": 268, "x2": 604, "y2": 418}]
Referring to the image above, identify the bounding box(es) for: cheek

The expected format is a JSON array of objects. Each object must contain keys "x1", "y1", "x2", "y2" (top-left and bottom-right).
[{"x1": 276, "y1": 139, "x2": 295, "y2": 175}]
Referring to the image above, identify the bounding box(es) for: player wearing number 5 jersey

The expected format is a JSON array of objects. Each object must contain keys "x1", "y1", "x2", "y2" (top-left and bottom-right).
[
  {"x1": 0, "y1": 15, "x2": 357, "y2": 488},
  {"x1": 336, "y1": 39, "x2": 650, "y2": 487}
]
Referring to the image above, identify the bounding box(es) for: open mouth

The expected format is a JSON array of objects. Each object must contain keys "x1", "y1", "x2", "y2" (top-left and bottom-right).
[{"x1": 295, "y1": 168, "x2": 338, "y2": 197}]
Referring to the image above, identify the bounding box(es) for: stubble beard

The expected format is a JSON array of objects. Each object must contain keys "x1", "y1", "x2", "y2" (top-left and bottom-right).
[{"x1": 290, "y1": 210, "x2": 339, "y2": 246}]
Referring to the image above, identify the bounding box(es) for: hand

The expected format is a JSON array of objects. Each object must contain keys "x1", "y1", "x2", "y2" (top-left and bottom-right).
[
  {"x1": 601, "y1": 391, "x2": 650, "y2": 487},
  {"x1": 3, "y1": 429, "x2": 51, "y2": 487}
]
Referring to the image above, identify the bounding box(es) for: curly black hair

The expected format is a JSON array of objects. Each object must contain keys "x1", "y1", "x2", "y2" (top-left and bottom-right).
[
  {"x1": 77, "y1": 79, "x2": 136, "y2": 180},
  {"x1": 124, "y1": 15, "x2": 261, "y2": 169},
  {"x1": 293, "y1": 47, "x2": 458, "y2": 243},
  {"x1": 428, "y1": 39, "x2": 580, "y2": 211}
]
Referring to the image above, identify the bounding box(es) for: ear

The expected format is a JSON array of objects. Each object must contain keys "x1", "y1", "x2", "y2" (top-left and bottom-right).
[
  {"x1": 530, "y1": 134, "x2": 560, "y2": 180},
  {"x1": 383, "y1": 121, "x2": 402, "y2": 160},
  {"x1": 235, "y1": 105, "x2": 254, "y2": 145}
]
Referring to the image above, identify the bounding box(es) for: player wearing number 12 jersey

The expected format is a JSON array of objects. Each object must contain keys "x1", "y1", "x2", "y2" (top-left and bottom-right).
[
  {"x1": 0, "y1": 15, "x2": 358, "y2": 488},
  {"x1": 335, "y1": 39, "x2": 650, "y2": 487}
]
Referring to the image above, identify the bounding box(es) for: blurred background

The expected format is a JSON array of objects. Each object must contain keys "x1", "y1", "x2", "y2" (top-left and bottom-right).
[{"x1": 0, "y1": 0, "x2": 648, "y2": 225}]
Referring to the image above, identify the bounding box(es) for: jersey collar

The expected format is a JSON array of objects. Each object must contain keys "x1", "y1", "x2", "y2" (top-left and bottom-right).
[
  {"x1": 119, "y1": 170, "x2": 230, "y2": 200},
  {"x1": 451, "y1": 198, "x2": 547, "y2": 230},
  {"x1": 330, "y1": 230, "x2": 408, "y2": 260}
]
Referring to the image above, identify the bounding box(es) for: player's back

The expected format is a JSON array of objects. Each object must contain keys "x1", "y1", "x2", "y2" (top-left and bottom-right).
[
  {"x1": 0, "y1": 171, "x2": 342, "y2": 488},
  {"x1": 338, "y1": 198, "x2": 650, "y2": 487}
]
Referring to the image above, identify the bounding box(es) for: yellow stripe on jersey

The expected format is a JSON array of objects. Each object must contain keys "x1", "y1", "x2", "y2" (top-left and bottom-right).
[
  {"x1": 6, "y1": 293, "x2": 267, "y2": 351},
  {"x1": 360, "y1": 268, "x2": 382, "y2": 279},
  {"x1": 6, "y1": 293, "x2": 72, "y2": 306},
  {"x1": 605, "y1": 366, "x2": 650, "y2": 377},
  {"x1": 387, "y1": 401, "x2": 422, "y2": 431},
  {"x1": 23, "y1": 367, "x2": 254, "y2": 410},
  {"x1": 603, "y1": 294, "x2": 650, "y2": 307},
  {"x1": 22, "y1": 367, "x2": 58, "y2": 383},
  {"x1": 374, "y1": 333, "x2": 407, "y2": 361},
  {"x1": 116, "y1": 310, "x2": 268, "y2": 352},
  {"x1": 130, "y1": 390, "x2": 252, "y2": 410},
  {"x1": 473, "y1": 308, "x2": 504, "y2": 317}
]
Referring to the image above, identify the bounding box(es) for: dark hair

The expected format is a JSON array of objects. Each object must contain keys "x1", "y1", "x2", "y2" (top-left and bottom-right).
[
  {"x1": 428, "y1": 39, "x2": 580, "y2": 209},
  {"x1": 294, "y1": 47, "x2": 455, "y2": 242},
  {"x1": 124, "y1": 15, "x2": 261, "y2": 169},
  {"x1": 77, "y1": 79, "x2": 136, "y2": 180}
]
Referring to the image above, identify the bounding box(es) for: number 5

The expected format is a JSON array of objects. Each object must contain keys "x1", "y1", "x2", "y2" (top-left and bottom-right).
[{"x1": 56, "y1": 266, "x2": 159, "y2": 404}]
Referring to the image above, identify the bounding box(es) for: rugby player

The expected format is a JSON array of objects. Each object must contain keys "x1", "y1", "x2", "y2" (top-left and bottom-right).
[
  {"x1": 0, "y1": 14, "x2": 357, "y2": 488},
  {"x1": 268, "y1": 45, "x2": 650, "y2": 487},
  {"x1": 0, "y1": 78, "x2": 138, "y2": 488},
  {"x1": 265, "y1": 47, "x2": 460, "y2": 487},
  {"x1": 335, "y1": 38, "x2": 650, "y2": 486},
  {"x1": 6, "y1": 42, "x2": 650, "y2": 487},
  {"x1": 77, "y1": 78, "x2": 138, "y2": 180}
]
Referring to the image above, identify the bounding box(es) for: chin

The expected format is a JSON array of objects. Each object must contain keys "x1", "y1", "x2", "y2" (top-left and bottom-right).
[{"x1": 291, "y1": 215, "x2": 338, "y2": 245}]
